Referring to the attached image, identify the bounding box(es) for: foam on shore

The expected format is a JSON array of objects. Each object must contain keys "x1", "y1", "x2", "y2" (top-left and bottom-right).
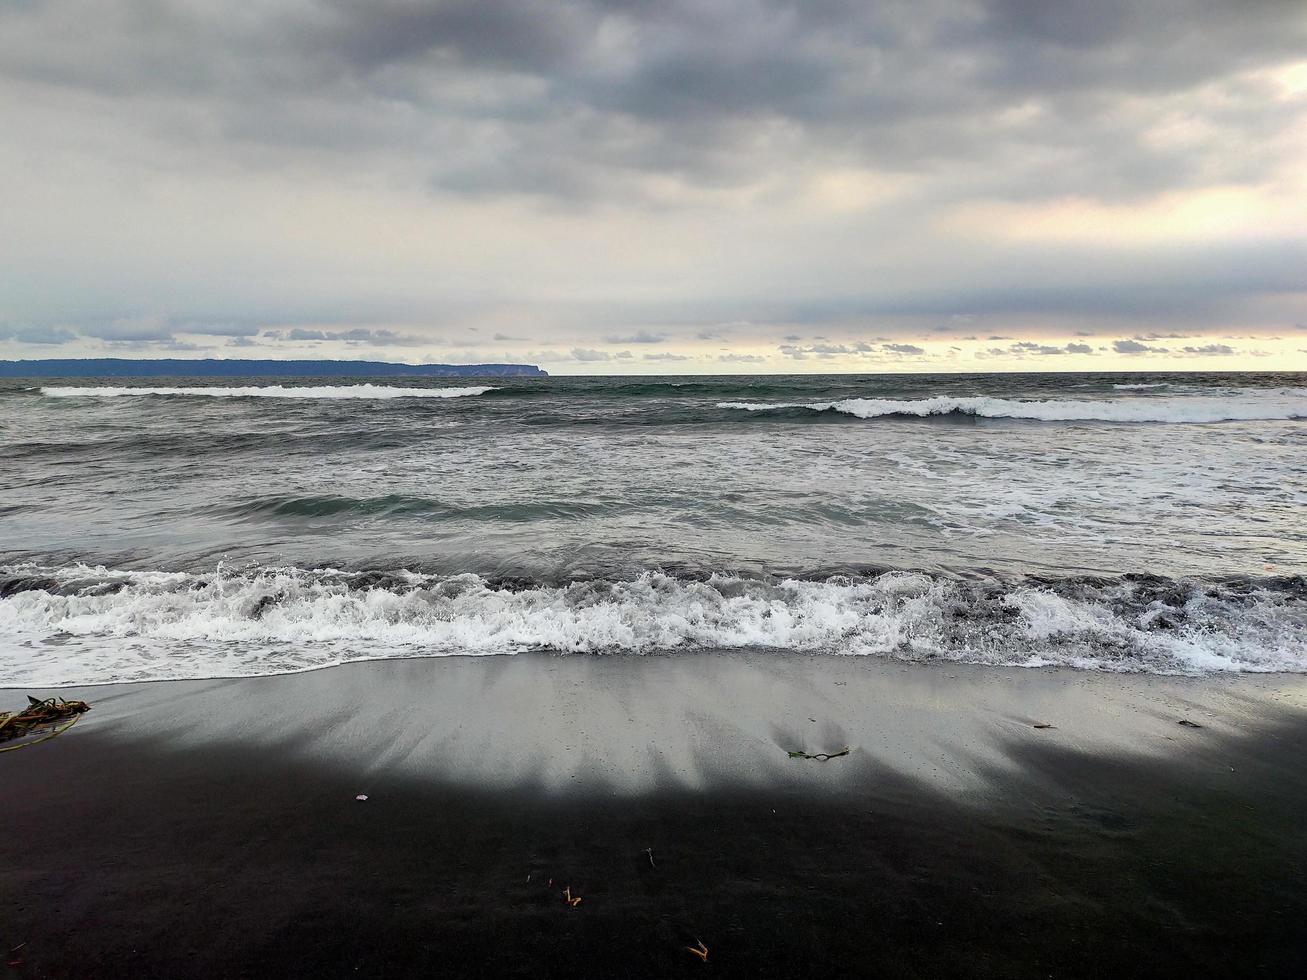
[{"x1": 2, "y1": 563, "x2": 1303, "y2": 685}]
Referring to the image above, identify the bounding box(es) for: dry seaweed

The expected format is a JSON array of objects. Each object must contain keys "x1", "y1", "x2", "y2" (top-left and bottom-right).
[{"x1": 0, "y1": 696, "x2": 90, "y2": 752}]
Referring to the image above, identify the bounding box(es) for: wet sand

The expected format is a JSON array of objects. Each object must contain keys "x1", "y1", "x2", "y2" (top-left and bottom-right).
[{"x1": 3, "y1": 653, "x2": 1307, "y2": 978}]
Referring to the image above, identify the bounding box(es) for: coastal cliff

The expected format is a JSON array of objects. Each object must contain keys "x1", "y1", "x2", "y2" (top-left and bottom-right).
[{"x1": 0, "y1": 358, "x2": 548, "y2": 378}]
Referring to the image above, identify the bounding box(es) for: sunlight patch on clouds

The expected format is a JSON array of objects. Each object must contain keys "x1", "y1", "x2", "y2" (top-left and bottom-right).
[{"x1": 946, "y1": 184, "x2": 1307, "y2": 246}]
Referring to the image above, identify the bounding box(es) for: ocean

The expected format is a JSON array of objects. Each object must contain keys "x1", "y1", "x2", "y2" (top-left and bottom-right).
[{"x1": 2, "y1": 371, "x2": 1304, "y2": 685}]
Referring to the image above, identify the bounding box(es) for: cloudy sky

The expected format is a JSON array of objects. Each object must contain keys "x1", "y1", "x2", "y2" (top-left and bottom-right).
[{"x1": 2, "y1": 0, "x2": 1305, "y2": 373}]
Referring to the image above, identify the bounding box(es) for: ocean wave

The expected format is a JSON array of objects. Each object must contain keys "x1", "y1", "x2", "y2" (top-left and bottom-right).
[
  {"x1": 1113, "y1": 383, "x2": 1169, "y2": 390},
  {"x1": 205, "y1": 494, "x2": 614, "y2": 522},
  {"x1": 39, "y1": 384, "x2": 496, "y2": 399},
  {"x1": 1, "y1": 564, "x2": 1303, "y2": 685},
  {"x1": 718, "y1": 392, "x2": 1307, "y2": 423}
]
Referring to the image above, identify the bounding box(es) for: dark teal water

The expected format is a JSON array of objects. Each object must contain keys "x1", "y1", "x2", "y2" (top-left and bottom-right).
[{"x1": 1, "y1": 371, "x2": 1305, "y2": 682}]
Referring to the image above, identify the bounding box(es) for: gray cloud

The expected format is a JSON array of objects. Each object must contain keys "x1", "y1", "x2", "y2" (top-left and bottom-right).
[
  {"x1": 882, "y1": 343, "x2": 925, "y2": 355},
  {"x1": 1007, "y1": 341, "x2": 1096, "y2": 355},
  {"x1": 1182, "y1": 343, "x2": 1236, "y2": 355},
  {"x1": 1113, "y1": 338, "x2": 1169, "y2": 354},
  {"x1": 105, "y1": 338, "x2": 209, "y2": 352},
  {"x1": 274, "y1": 327, "x2": 424, "y2": 346},
  {"x1": 718, "y1": 353, "x2": 766, "y2": 363},
  {"x1": 604, "y1": 330, "x2": 668, "y2": 344},
  {"x1": 0, "y1": 325, "x2": 78, "y2": 345},
  {"x1": 642, "y1": 352, "x2": 690, "y2": 361},
  {"x1": 778, "y1": 341, "x2": 882, "y2": 358},
  {"x1": 81, "y1": 318, "x2": 178, "y2": 343},
  {"x1": 570, "y1": 347, "x2": 615, "y2": 362},
  {"x1": 1011, "y1": 341, "x2": 1064, "y2": 354}
]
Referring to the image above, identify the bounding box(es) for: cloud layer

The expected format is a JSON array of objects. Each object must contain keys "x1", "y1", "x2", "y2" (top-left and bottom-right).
[{"x1": 2, "y1": 0, "x2": 1305, "y2": 370}]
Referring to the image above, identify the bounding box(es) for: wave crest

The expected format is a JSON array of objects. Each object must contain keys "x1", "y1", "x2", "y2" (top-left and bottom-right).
[
  {"x1": 1, "y1": 564, "x2": 1303, "y2": 685},
  {"x1": 718, "y1": 392, "x2": 1307, "y2": 423}
]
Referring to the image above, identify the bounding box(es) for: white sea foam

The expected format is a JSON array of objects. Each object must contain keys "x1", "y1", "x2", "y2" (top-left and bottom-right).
[
  {"x1": 1113, "y1": 383, "x2": 1169, "y2": 390},
  {"x1": 40, "y1": 384, "x2": 496, "y2": 399},
  {"x1": 1, "y1": 564, "x2": 1302, "y2": 686},
  {"x1": 718, "y1": 392, "x2": 1307, "y2": 423}
]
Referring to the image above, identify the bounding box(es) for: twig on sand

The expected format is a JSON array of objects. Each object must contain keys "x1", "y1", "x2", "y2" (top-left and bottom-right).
[
  {"x1": 644, "y1": 847, "x2": 656, "y2": 867},
  {"x1": 563, "y1": 886, "x2": 582, "y2": 908},
  {"x1": 686, "y1": 940, "x2": 709, "y2": 963},
  {"x1": 787, "y1": 747, "x2": 850, "y2": 761}
]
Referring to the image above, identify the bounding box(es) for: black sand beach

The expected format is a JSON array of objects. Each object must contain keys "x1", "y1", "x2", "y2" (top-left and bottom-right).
[{"x1": 4, "y1": 655, "x2": 1307, "y2": 978}]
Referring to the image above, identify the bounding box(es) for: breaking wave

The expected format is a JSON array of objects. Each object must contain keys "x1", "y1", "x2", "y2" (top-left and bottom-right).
[
  {"x1": 1, "y1": 564, "x2": 1303, "y2": 686},
  {"x1": 718, "y1": 392, "x2": 1307, "y2": 423},
  {"x1": 40, "y1": 384, "x2": 496, "y2": 399}
]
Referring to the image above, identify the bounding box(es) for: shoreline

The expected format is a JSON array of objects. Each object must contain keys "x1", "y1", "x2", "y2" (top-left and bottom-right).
[
  {"x1": 7, "y1": 645, "x2": 1307, "y2": 692},
  {"x1": 7, "y1": 652, "x2": 1306, "y2": 795},
  {"x1": 4, "y1": 654, "x2": 1307, "y2": 977}
]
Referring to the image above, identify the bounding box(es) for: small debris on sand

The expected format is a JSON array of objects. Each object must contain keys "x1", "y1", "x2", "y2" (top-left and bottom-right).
[
  {"x1": 1178, "y1": 719, "x2": 1204, "y2": 728},
  {"x1": 1032, "y1": 722, "x2": 1055, "y2": 729},
  {"x1": 686, "y1": 940, "x2": 709, "y2": 963},
  {"x1": 787, "y1": 747, "x2": 850, "y2": 761}
]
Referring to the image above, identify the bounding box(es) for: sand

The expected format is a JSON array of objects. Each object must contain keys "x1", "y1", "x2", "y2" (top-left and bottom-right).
[{"x1": 3, "y1": 653, "x2": 1307, "y2": 977}]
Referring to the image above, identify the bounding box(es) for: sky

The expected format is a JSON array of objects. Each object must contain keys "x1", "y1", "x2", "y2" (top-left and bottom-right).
[{"x1": 1, "y1": 0, "x2": 1306, "y2": 374}]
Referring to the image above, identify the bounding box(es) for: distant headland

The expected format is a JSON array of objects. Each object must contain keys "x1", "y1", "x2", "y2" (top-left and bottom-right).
[{"x1": 0, "y1": 358, "x2": 548, "y2": 378}]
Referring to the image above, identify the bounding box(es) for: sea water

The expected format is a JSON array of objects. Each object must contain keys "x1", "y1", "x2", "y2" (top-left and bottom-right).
[{"x1": 1, "y1": 371, "x2": 1304, "y2": 684}]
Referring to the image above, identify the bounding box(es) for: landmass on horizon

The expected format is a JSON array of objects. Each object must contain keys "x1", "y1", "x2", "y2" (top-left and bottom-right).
[{"x1": 0, "y1": 358, "x2": 547, "y2": 378}]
